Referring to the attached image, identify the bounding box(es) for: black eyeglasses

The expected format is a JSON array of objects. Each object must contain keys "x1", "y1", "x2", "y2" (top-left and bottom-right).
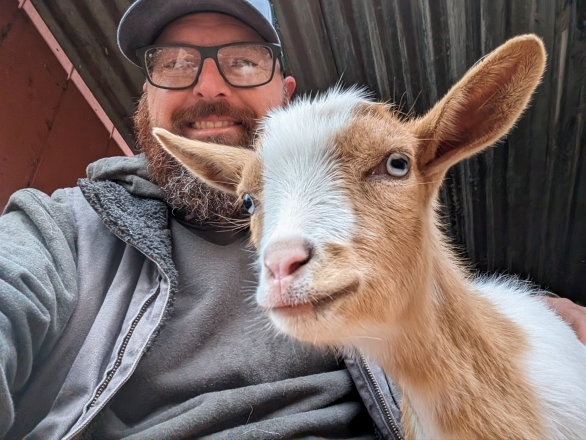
[{"x1": 136, "y1": 42, "x2": 282, "y2": 89}]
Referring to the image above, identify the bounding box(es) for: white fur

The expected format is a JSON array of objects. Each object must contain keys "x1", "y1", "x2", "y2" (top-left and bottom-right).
[
  {"x1": 474, "y1": 277, "x2": 586, "y2": 439},
  {"x1": 408, "y1": 394, "x2": 444, "y2": 440},
  {"x1": 257, "y1": 87, "x2": 368, "y2": 254}
]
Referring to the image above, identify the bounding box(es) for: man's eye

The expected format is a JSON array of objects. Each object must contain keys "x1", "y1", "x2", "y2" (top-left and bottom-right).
[
  {"x1": 161, "y1": 60, "x2": 174, "y2": 69},
  {"x1": 230, "y1": 58, "x2": 257, "y2": 69},
  {"x1": 163, "y1": 59, "x2": 196, "y2": 70}
]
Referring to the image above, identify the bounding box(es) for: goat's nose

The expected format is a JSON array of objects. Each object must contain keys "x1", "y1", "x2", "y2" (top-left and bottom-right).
[{"x1": 264, "y1": 239, "x2": 312, "y2": 280}]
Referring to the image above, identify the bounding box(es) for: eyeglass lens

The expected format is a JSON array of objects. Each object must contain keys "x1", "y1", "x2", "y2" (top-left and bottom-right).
[{"x1": 145, "y1": 44, "x2": 275, "y2": 88}]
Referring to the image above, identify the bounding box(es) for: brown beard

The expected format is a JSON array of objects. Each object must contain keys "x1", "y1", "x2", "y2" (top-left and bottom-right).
[{"x1": 134, "y1": 94, "x2": 259, "y2": 225}]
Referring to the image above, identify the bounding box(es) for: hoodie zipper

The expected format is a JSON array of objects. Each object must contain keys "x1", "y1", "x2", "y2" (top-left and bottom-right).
[
  {"x1": 360, "y1": 353, "x2": 404, "y2": 440},
  {"x1": 85, "y1": 286, "x2": 160, "y2": 410},
  {"x1": 61, "y1": 285, "x2": 162, "y2": 440}
]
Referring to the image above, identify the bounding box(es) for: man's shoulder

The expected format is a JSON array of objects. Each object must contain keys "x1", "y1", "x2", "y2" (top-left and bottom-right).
[
  {"x1": 2, "y1": 186, "x2": 78, "y2": 219},
  {"x1": 85, "y1": 154, "x2": 164, "y2": 201},
  {"x1": 86, "y1": 154, "x2": 147, "y2": 182}
]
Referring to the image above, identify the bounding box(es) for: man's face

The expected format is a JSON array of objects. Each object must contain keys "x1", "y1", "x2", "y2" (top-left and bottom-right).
[{"x1": 135, "y1": 12, "x2": 296, "y2": 222}]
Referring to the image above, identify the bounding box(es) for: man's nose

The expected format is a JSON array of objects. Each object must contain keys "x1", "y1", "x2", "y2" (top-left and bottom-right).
[{"x1": 192, "y1": 58, "x2": 231, "y2": 100}]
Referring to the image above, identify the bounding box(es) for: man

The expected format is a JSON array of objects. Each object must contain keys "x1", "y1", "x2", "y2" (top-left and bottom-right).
[{"x1": 0, "y1": 0, "x2": 584, "y2": 439}]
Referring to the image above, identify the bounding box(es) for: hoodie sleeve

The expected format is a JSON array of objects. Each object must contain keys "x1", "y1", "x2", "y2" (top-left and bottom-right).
[{"x1": 0, "y1": 188, "x2": 78, "y2": 436}]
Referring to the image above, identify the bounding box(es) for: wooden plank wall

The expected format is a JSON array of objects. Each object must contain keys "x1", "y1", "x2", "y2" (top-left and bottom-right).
[{"x1": 0, "y1": 1, "x2": 125, "y2": 210}]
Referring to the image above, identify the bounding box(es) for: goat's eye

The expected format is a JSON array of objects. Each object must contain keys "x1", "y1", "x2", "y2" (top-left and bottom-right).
[
  {"x1": 386, "y1": 153, "x2": 410, "y2": 177},
  {"x1": 242, "y1": 193, "x2": 255, "y2": 214}
]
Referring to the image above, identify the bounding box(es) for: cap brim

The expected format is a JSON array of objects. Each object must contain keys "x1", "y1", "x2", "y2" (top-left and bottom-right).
[{"x1": 118, "y1": 0, "x2": 280, "y2": 67}]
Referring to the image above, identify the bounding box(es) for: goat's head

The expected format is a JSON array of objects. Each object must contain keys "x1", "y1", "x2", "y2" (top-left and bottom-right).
[{"x1": 154, "y1": 35, "x2": 546, "y2": 347}]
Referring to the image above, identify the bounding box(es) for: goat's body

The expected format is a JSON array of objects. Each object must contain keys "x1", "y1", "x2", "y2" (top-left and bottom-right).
[
  {"x1": 473, "y1": 277, "x2": 586, "y2": 439},
  {"x1": 361, "y1": 273, "x2": 586, "y2": 440}
]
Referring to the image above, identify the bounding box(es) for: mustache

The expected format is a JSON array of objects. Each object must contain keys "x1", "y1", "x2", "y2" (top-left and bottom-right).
[{"x1": 171, "y1": 101, "x2": 258, "y2": 135}]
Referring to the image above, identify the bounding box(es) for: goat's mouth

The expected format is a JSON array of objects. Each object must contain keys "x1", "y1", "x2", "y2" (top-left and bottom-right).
[{"x1": 268, "y1": 280, "x2": 360, "y2": 318}]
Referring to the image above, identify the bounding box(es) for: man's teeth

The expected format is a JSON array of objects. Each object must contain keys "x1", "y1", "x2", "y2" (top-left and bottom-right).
[{"x1": 191, "y1": 121, "x2": 236, "y2": 129}]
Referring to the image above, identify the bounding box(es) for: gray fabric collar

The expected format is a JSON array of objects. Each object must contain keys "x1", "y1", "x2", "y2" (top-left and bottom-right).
[
  {"x1": 77, "y1": 177, "x2": 177, "y2": 293},
  {"x1": 85, "y1": 154, "x2": 163, "y2": 200}
]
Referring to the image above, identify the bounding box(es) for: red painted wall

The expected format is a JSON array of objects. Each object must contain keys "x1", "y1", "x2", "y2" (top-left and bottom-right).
[{"x1": 0, "y1": 1, "x2": 125, "y2": 211}]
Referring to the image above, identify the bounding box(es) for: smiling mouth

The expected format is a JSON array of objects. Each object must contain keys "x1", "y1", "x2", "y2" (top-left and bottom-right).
[
  {"x1": 188, "y1": 120, "x2": 238, "y2": 130},
  {"x1": 270, "y1": 280, "x2": 360, "y2": 315}
]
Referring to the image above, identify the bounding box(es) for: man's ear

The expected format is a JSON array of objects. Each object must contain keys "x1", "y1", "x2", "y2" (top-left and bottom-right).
[
  {"x1": 284, "y1": 75, "x2": 296, "y2": 101},
  {"x1": 152, "y1": 128, "x2": 254, "y2": 195},
  {"x1": 412, "y1": 34, "x2": 546, "y2": 182}
]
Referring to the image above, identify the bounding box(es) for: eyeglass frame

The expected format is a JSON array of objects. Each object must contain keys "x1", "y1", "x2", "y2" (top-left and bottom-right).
[{"x1": 136, "y1": 42, "x2": 284, "y2": 90}]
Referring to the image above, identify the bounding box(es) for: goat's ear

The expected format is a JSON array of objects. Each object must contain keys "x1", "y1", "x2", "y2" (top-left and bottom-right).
[
  {"x1": 152, "y1": 127, "x2": 253, "y2": 195},
  {"x1": 412, "y1": 34, "x2": 546, "y2": 181}
]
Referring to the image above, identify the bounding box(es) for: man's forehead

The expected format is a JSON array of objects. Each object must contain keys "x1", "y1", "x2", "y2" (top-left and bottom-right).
[{"x1": 156, "y1": 12, "x2": 265, "y2": 44}]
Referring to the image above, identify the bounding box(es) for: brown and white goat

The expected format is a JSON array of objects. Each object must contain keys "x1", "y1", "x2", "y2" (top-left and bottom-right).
[{"x1": 154, "y1": 35, "x2": 586, "y2": 440}]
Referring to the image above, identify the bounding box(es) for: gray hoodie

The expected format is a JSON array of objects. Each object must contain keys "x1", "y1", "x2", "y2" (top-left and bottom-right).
[{"x1": 0, "y1": 154, "x2": 403, "y2": 439}]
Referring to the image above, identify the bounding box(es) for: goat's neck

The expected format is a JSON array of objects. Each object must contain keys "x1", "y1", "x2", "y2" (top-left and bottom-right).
[
  {"x1": 362, "y1": 228, "x2": 541, "y2": 439},
  {"x1": 375, "y1": 236, "x2": 522, "y2": 385},
  {"x1": 372, "y1": 241, "x2": 476, "y2": 374},
  {"x1": 382, "y1": 246, "x2": 488, "y2": 386}
]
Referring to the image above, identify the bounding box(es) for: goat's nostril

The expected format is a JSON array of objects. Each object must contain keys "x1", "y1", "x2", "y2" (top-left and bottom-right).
[
  {"x1": 264, "y1": 246, "x2": 311, "y2": 280},
  {"x1": 286, "y1": 254, "x2": 310, "y2": 275}
]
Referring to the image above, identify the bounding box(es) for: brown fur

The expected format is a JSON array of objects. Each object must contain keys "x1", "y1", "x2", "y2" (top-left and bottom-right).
[
  {"x1": 319, "y1": 104, "x2": 542, "y2": 439},
  {"x1": 155, "y1": 35, "x2": 547, "y2": 439}
]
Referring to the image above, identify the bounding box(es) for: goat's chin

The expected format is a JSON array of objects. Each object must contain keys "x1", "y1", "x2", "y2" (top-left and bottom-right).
[
  {"x1": 268, "y1": 311, "x2": 348, "y2": 347},
  {"x1": 265, "y1": 282, "x2": 376, "y2": 346}
]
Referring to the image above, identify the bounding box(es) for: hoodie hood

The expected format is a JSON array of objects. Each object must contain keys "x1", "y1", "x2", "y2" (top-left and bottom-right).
[{"x1": 86, "y1": 154, "x2": 164, "y2": 200}]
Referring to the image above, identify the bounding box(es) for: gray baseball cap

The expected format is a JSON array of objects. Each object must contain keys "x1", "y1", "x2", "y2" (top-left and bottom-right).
[{"x1": 118, "y1": 0, "x2": 280, "y2": 67}]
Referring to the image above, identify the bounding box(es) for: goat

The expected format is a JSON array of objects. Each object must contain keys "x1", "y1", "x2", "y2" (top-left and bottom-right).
[{"x1": 154, "y1": 35, "x2": 586, "y2": 440}]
